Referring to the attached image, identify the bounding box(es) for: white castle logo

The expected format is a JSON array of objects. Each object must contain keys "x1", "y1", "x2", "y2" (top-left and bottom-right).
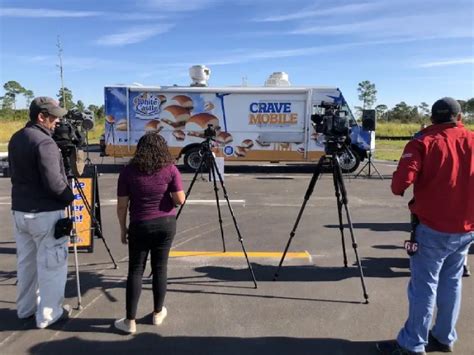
[{"x1": 133, "y1": 93, "x2": 164, "y2": 117}]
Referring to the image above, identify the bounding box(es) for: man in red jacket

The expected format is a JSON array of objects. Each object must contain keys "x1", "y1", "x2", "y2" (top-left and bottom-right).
[{"x1": 377, "y1": 97, "x2": 474, "y2": 355}]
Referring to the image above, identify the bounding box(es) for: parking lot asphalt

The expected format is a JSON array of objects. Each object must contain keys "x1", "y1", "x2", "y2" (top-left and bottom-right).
[{"x1": 0, "y1": 156, "x2": 472, "y2": 355}]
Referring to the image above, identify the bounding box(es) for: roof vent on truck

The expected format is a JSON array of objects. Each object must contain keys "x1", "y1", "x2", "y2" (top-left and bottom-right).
[
  {"x1": 264, "y1": 72, "x2": 291, "y2": 87},
  {"x1": 189, "y1": 65, "x2": 211, "y2": 87}
]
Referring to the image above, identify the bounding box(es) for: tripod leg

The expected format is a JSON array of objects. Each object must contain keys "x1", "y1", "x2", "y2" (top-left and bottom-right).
[
  {"x1": 74, "y1": 175, "x2": 118, "y2": 269},
  {"x1": 67, "y1": 200, "x2": 83, "y2": 310},
  {"x1": 334, "y1": 156, "x2": 369, "y2": 303},
  {"x1": 72, "y1": 241, "x2": 83, "y2": 310},
  {"x1": 176, "y1": 152, "x2": 207, "y2": 220},
  {"x1": 210, "y1": 157, "x2": 258, "y2": 288},
  {"x1": 94, "y1": 223, "x2": 118, "y2": 268},
  {"x1": 210, "y1": 163, "x2": 226, "y2": 252},
  {"x1": 274, "y1": 155, "x2": 325, "y2": 281},
  {"x1": 332, "y1": 159, "x2": 348, "y2": 267}
]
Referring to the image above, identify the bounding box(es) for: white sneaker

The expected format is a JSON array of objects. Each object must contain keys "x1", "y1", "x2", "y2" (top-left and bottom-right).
[
  {"x1": 37, "y1": 304, "x2": 72, "y2": 329},
  {"x1": 153, "y1": 306, "x2": 167, "y2": 325},
  {"x1": 114, "y1": 318, "x2": 136, "y2": 334}
]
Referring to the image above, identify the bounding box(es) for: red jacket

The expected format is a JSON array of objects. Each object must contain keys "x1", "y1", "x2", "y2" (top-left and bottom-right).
[{"x1": 391, "y1": 122, "x2": 474, "y2": 233}]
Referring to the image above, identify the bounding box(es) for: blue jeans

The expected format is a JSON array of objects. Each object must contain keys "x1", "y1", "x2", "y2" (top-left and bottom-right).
[{"x1": 397, "y1": 223, "x2": 474, "y2": 352}]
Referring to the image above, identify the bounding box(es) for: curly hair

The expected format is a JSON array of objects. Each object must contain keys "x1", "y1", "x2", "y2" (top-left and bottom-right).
[{"x1": 130, "y1": 131, "x2": 174, "y2": 174}]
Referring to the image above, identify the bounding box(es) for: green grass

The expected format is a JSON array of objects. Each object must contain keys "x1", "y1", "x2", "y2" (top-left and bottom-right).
[
  {"x1": 374, "y1": 139, "x2": 408, "y2": 161},
  {"x1": 0, "y1": 121, "x2": 25, "y2": 142},
  {"x1": 0, "y1": 118, "x2": 105, "y2": 152},
  {"x1": 376, "y1": 122, "x2": 421, "y2": 137},
  {"x1": 376, "y1": 122, "x2": 474, "y2": 137},
  {"x1": 373, "y1": 122, "x2": 474, "y2": 161}
]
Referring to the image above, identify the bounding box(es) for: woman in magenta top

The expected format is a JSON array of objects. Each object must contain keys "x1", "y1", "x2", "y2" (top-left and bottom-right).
[{"x1": 114, "y1": 132, "x2": 185, "y2": 334}]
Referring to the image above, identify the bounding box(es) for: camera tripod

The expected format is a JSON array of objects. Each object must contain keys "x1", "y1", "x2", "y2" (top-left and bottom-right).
[
  {"x1": 67, "y1": 164, "x2": 118, "y2": 309},
  {"x1": 177, "y1": 134, "x2": 258, "y2": 288},
  {"x1": 273, "y1": 143, "x2": 369, "y2": 303}
]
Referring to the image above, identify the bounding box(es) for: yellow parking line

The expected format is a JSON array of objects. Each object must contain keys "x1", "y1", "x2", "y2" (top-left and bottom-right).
[{"x1": 169, "y1": 251, "x2": 310, "y2": 259}]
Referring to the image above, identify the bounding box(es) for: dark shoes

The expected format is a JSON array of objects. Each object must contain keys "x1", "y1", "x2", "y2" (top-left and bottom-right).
[
  {"x1": 377, "y1": 333, "x2": 454, "y2": 355},
  {"x1": 426, "y1": 332, "x2": 453, "y2": 353},
  {"x1": 376, "y1": 340, "x2": 426, "y2": 355},
  {"x1": 463, "y1": 264, "x2": 471, "y2": 277}
]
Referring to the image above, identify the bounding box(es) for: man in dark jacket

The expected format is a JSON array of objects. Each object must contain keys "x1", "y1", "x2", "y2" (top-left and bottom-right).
[
  {"x1": 377, "y1": 97, "x2": 474, "y2": 354},
  {"x1": 9, "y1": 97, "x2": 75, "y2": 329}
]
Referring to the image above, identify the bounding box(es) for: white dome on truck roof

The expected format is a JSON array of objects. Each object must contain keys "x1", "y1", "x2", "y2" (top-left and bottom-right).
[
  {"x1": 189, "y1": 65, "x2": 211, "y2": 87},
  {"x1": 264, "y1": 72, "x2": 291, "y2": 87}
]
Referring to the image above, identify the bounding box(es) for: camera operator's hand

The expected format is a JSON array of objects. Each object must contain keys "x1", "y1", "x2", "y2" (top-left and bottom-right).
[{"x1": 120, "y1": 229, "x2": 128, "y2": 245}]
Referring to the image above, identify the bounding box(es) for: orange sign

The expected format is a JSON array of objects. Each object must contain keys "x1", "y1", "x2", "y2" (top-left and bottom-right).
[{"x1": 69, "y1": 177, "x2": 93, "y2": 249}]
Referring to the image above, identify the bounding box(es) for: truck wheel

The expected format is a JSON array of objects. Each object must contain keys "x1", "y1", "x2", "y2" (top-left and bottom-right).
[
  {"x1": 183, "y1": 147, "x2": 206, "y2": 172},
  {"x1": 338, "y1": 147, "x2": 360, "y2": 173}
]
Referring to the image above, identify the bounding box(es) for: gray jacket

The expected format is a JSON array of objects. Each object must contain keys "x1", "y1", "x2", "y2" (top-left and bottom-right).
[{"x1": 8, "y1": 122, "x2": 74, "y2": 212}]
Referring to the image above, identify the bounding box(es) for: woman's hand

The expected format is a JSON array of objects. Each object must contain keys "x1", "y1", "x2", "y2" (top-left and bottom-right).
[
  {"x1": 120, "y1": 229, "x2": 128, "y2": 245},
  {"x1": 171, "y1": 190, "x2": 186, "y2": 206},
  {"x1": 117, "y1": 196, "x2": 130, "y2": 245}
]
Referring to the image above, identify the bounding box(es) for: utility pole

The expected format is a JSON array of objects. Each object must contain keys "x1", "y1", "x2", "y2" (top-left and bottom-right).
[{"x1": 56, "y1": 36, "x2": 66, "y2": 110}]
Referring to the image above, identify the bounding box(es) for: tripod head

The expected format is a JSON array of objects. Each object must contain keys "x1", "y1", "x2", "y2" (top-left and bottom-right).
[
  {"x1": 324, "y1": 135, "x2": 351, "y2": 156},
  {"x1": 203, "y1": 124, "x2": 217, "y2": 140},
  {"x1": 199, "y1": 124, "x2": 218, "y2": 154}
]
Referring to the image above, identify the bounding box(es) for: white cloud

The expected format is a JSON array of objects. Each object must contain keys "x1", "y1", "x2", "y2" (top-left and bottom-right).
[
  {"x1": 259, "y1": 2, "x2": 384, "y2": 22},
  {"x1": 110, "y1": 13, "x2": 167, "y2": 21},
  {"x1": 13, "y1": 54, "x2": 134, "y2": 73},
  {"x1": 27, "y1": 55, "x2": 54, "y2": 63},
  {"x1": 418, "y1": 58, "x2": 474, "y2": 68},
  {"x1": 0, "y1": 7, "x2": 167, "y2": 21},
  {"x1": 0, "y1": 7, "x2": 101, "y2": 18},
  {"x1": 95, "y1": 25, "x2": 174, "y2": 46},
  {"x1": 291, "y1": 13, "x2": 474, "y2": 40},
  {"x1": 142, "y1": 0, "x2": 216, "y2": 12}
]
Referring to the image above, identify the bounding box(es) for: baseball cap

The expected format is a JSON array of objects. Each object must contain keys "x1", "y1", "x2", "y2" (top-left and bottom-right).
[
  {"x1": 431, "y1": 97, "x2": 461, "y2": 123},
  {"x1": 29, "y1": 97, "x2": 68, "y2": 119}
]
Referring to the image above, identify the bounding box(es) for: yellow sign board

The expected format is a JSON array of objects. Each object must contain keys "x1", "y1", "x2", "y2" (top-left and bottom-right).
[{"x1": 69, "y1": 177, "x2": 94, "y2": 250}]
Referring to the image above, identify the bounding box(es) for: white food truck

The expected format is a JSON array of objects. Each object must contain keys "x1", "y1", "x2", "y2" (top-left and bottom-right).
[{"x1": 103, "y1": 68, "x2": 372, "y2": 172}]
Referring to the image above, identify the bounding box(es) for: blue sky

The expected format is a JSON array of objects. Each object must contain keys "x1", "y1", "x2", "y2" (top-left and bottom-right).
[{"x1": 1, "y1": 0, "x2": 473, "y2": 110}]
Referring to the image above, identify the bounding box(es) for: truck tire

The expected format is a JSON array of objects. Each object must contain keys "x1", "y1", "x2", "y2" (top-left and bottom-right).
[
  {"x1": 183, "y1": 147, "x2": 205, "y2": 172},
  {"x1": 337, "y1": 147, "x2": 360, "y2": 173}
]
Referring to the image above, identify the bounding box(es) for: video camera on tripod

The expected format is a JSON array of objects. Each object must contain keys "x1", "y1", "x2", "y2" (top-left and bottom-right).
[
  {"x1": 203, "y1": 123, "x2": 217, "y2": 140},
  {"x1": 52, "y1": 109, "x2": 94, "y2": 177},
  {"x1": 311, "y1": 101, "x2": 351, "y2": 153},
  {"x1": 275, "y1": 101, "x2": 370, "y2": 302},
  {"x1": 52, "y1": 108, "x2": 117, "y2": 309}
]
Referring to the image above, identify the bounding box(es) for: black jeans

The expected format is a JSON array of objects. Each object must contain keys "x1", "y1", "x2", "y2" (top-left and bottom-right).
[{"x1": 126, "y1": 216, "x2": 176, "y2": 319}]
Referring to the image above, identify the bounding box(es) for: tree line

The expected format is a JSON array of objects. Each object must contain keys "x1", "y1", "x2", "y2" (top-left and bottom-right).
[
  {"x1": 356, "y1": 80, "x2": 474, "y2": 123},
  {"x1": 0, "y1": 80, "x2": 104, "y2": 121}
]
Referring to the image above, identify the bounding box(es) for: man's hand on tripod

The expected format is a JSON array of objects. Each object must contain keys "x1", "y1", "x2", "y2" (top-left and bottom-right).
[{"x1": 120, "y1": 229, "x2": 128, "y2": 245}]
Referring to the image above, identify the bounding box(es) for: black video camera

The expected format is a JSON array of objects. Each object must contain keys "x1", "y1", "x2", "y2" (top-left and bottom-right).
[
  {"x1": 204, "y1": 124, "x2": 217, "y2": 139},
  {"x1": 311, "y1": 101, "x2": 350, "y2": 138},
  {"x1": 53, "y1": 109, "x2": 94, "y2": 148},
  {"x1": 53, "y1": 109, "x2": 95, "y2": 177}
]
